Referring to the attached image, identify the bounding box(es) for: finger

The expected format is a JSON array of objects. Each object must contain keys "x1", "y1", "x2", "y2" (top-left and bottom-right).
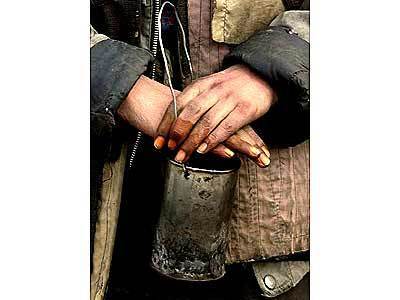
[
  {"x1": 153, "y1": 88, "x2": 191, "y2": 150},
  {"x1": 198, "y1": 107, "x2": 249, "y2": 154},
  {"x1": 174, "y1": 99, "x2": 236, "y2": 163},
  {"x1": 234, "y1": 128, "x2": 271, "y2": 164},
  {"x1": 154, "y1": 101, "x2": 176, "y2": 150},
  {"x1": 167, "y1": 89, "x2": 221, "y2": 150},
  {"x1": 234, "y1": 128, "x2": 257, "y2": 146},
  {"x1": 224, "y1": 134, "x2": 270, "y2": 168},
  {"x1": 224, "y1": 134, "x2": 261, "y2": 159},
  {"x1": 242, "y1": 126, "x2": 270, "y2": 157},
  {"x1": 210, "y1": 144, "x2": 236, "y2": 159}
]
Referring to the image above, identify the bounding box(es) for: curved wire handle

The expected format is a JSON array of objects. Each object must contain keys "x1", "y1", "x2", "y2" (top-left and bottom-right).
[
  {"x1": 157, "y1": 1, "x2": 193, "y2": 120},
  {"x1": 158, "y1": 1, "x2": 194, "y2": 174}
]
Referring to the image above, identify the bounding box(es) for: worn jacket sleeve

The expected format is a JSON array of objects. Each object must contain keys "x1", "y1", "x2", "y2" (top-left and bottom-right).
[
  {"x1": 90, "y1": 25, "x2": 153, "y2": 118},
  {"x1": 90, "y1": 25, "x2": 154, "y2": 160},
  {"x1": 223, "y1": 13, "x2": 309, "y2": 147}
]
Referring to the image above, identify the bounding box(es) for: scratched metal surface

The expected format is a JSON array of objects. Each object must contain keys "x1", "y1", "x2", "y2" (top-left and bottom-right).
[{"x1": 151, "y1": 159, "x2": 239, "y2": 281}]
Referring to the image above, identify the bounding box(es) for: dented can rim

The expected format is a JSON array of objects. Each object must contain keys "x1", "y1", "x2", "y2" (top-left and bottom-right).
[{"x1": 168, "y1": 158, "x2": 241, "y2": 174}]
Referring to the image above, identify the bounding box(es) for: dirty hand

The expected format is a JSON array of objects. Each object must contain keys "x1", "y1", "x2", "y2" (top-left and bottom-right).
[
  {"x1": 155, "y1": 64, "x2": 277, "y2": 167},
  {"x1": 118, "y1": 75, "x2": 270, "y2": 167},
  {"x1": 155, "y1": 89, "x2": 271, "y2": 167}
]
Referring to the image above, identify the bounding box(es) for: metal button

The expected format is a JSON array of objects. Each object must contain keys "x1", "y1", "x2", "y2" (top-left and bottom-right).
[{"x1": 263, "y1": 274, "x2": 276, "y2": 290}]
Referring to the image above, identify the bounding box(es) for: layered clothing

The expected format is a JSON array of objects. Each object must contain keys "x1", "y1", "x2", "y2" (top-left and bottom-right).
[{"x1": 90, "y1": 1, "x2": 310, "y2": 298}]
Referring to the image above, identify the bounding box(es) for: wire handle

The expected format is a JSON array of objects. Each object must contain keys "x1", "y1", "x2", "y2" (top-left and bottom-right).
[
  {"x1": 157, "y1": 1, "x2": 193, "y2": 175},
  {"x1": 157, "y1": 1, "x2": 193, "y2": 120}
]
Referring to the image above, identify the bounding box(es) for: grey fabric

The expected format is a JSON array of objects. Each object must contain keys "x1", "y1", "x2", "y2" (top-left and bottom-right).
[
  {"x1": 223, "y1": 26, "x2": 309, "y2": 107},
  {"x1": 224, "y1": 26, "x2": 309, "y2": 146},
  {"x1": 252, "y1": 260, "x2": 309, "y2": 298},
  {"x1": 270, "y1": 11, "x2": 310, "y2": 42},
  {"x1": 90, "y1": 39, "x2": 153, "y2": 115}
]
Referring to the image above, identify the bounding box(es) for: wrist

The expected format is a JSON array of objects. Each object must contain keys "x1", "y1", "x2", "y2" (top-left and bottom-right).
[{"x1": 117, "y1": 76, "x2": 179, "y2": 138}]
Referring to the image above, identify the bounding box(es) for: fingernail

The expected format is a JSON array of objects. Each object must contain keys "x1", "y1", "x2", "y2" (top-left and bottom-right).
[
  {"x1": 168, "y1": 139, "x2": 177, "y2": 150},
  {"x1": 259, "y1": 154, "x2": 271, "y2": 167},
  {"x1": 262, "y1": 146, "x2": 271, "y2": 158},
  {"x1": 154, "y1": 136, "x2": 165, "y2": 150},
  {"x1": 224, "y1": 148, "x2": 235, "y2": 158},
  {"x1": 250, "y1": 146, "x2": 262, "y2": 157},
  {"x1": 196, "y1": 142, "x2": 208, "y2": 154},
  {"x1": 175, "y1": 149, "x2": 186, "y2": 162}
]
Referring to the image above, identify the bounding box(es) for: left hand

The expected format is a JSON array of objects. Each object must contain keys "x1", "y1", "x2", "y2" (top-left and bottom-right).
[{"x1": 155, "y1": 64, "x2": 277, "y2": 163}]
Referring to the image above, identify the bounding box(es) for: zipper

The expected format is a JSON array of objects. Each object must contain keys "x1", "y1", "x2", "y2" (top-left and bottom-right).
[
  {"x1": 129, "y1": 0, "x2": 161, "y2": 169},
  {"x1": 150, "y1": 0, "x2": 161, "y2": 79}
]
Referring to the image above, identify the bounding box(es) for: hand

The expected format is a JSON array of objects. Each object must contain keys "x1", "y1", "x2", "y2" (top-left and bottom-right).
[
  {"x1": 117, "y1": 75, "x2": 238, "y2": 159},
  {"x1": 155, "y1": 64, "x2": 276, "y2": 166},
  {"x1": 118, "y1": 75, "x2": 270, "y2": 166}
]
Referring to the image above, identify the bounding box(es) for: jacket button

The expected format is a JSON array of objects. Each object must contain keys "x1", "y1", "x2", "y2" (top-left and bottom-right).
[{"x1": 263, "y1": 274, "x2": 276, "y2": 290}]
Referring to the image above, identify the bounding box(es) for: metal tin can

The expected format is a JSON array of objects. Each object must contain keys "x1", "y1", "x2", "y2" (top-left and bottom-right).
[{"x1": 151, "y1": 155, "x2": 240, "y2": 281}]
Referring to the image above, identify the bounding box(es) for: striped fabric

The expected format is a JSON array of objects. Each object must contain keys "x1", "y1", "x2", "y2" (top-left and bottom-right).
[
  {"x1": 187, "y1": 0, "x2": 309, "y2": 263},
  {"x1": 187, "y1": 0, "x2": 230, "y2": 80}
]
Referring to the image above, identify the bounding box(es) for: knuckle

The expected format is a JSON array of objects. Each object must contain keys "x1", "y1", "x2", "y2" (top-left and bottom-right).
[
  {"x1": 237, "y1": 102, "x2": 254, "y2": 115},
  {"x1": 185, "y1": 102, "x2": 202, "y2": 117},
  {"x1": 211, "y1": 84, "x2": 226, "y2": 97},
  {"x1": 170, "y1": 131, "x2": 183, "y2": 142},
  {"x1": 221, "y1": 121, "x2": 235, "y2": 135},
  {"x1": 199, "y1": 115, "x2": 213, "y2": 132},
  {"x1": 206, "y1": 132, "x2": 219, "y2": 145},
  {"x1": 170, "y1": 124, "x2": 187, "y2": 141}
]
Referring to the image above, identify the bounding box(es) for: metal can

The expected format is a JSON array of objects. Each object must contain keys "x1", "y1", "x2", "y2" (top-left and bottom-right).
[{"x1": 151, "y1": 155, "x2": 240, "y2": 281}]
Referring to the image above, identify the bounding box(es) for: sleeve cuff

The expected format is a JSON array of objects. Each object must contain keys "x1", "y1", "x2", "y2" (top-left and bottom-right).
[
  {"x1": 223, "y1": 26, "x2": 309, "y2": 106},
  {"x1": 223, "y1": 26, "x2": 310, "y2": 146},
  {"x1": 90, "y1": 39, "x2": 154, "y2": 115}
]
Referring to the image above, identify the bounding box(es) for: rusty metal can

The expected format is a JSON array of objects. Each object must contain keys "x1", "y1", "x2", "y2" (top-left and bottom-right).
[{"x1": 151, "y1": 155, "x2": 240, "y2": 281}]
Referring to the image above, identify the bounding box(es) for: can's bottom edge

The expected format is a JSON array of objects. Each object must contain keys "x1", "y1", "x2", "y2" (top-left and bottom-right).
[{"x1": 150, "y1": 264, "x2": 226, "y2": 282}]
